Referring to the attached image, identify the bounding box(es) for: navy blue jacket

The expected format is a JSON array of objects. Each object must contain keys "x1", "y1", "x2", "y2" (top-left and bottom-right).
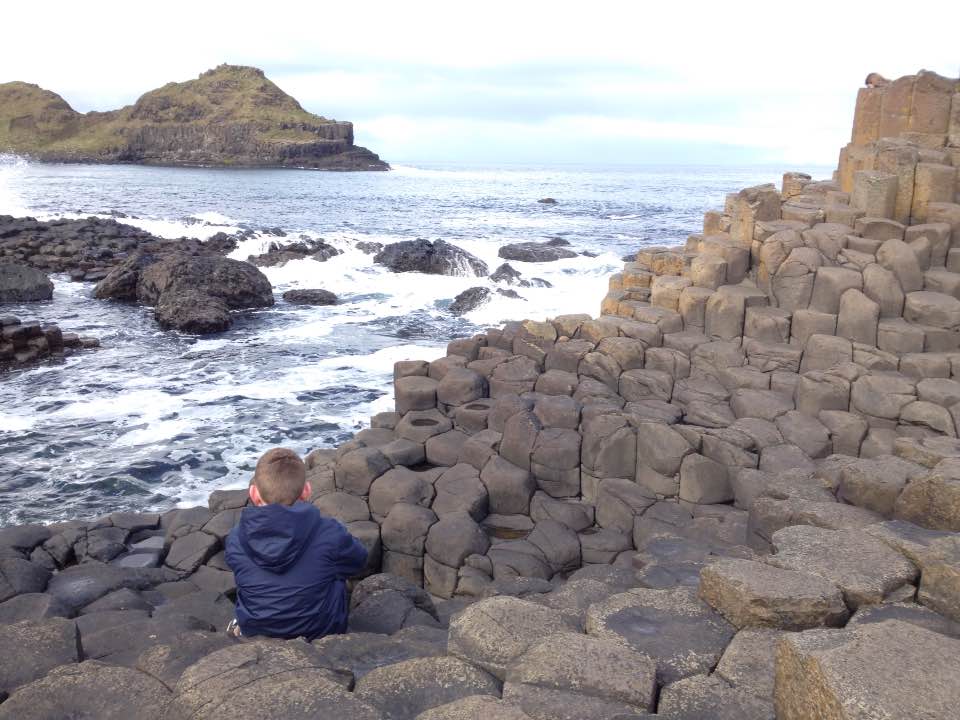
[{"x1": 225, "y1": 501, "x2": 368, "y2": 641}]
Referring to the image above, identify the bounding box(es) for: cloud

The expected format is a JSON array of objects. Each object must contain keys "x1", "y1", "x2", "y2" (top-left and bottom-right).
[{"x1": 2, "y1": 0, "x2": 957, "y2": 164}]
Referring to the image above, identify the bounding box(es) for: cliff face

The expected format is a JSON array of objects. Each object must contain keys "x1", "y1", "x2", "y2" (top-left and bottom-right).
[{"x1": 0, "y1": 65, "x2": 388, "y2": 170}]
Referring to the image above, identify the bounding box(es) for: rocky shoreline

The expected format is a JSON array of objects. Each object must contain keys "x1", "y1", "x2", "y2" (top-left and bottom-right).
[{"x1": 0, "y1": 70, "x2": 958, "y2": 718}]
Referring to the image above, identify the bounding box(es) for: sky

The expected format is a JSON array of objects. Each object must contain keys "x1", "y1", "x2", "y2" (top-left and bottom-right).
[{"x1": 2, "y1": 0, "x2": 958, "y2": 166}]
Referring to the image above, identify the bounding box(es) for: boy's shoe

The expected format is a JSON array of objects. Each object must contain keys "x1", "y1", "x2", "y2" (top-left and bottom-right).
[{"x1": 226, "y1": 619, "x2": 243, "y2": 639}]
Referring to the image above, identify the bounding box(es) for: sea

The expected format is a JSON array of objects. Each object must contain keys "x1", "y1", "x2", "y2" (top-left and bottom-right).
[{"x1": 0, "y1": 155, "x2": 831, "y2": 525}]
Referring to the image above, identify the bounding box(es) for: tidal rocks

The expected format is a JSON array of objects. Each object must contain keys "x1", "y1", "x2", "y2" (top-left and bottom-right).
[
  {"x1": 0, "y1": 263, "x2": 53, "y2": 302},
  {"x1": 95, "y1": 252, "x2": 274, "y2": 333},
  {"x1": 0, "y1": 314, "x2": 95, "y2": 370},
  {"x1": 498, "y1": 239, "x2": 578, "y2": 263},
  {"x1": 374, "y1": 240, "x2": 488, "y2": 277},
  {"x1": 489, "y1": 263, "x2": 552, "y2": 288},
  {"x1": 282, "y1": 288, "x2": 338, "y2": 305},
  {"x1": 248, "y1": 238, "x2": 342, "y2": 267},
  {"x1": 449, "y1": 287, "x2": 491, "y2": 315}
]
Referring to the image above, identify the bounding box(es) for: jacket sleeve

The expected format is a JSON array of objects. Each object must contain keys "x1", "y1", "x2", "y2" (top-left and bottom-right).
[{"x1": 332, "y1": 522, "x2": 368, "y2": 578}]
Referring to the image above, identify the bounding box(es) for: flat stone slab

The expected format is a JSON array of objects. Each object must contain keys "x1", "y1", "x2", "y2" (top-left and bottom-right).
[
  {"x1": 657, "y1": 673, "x2": 775, "y2": 720},
  {"x1": 768, "y1": 526, "x2": 918, "y2": 608},
  {"x1": 775, "y1": 620, "x2": 960, "y2": 719},
  {"x1": 355, "y1": 656, "x2": 500, "y2": 720},
  {"x1": 0, "y1": 617, "x2": 78, "y2": 696},
  {"x1": 585, "y1": 587, "x2": 735, "y2": 684},
  {"x1": 414, "y1": 695, "x2": 533, "y2": 720},
  {"x1": 699, "y1": 558, "x2": 848, "y2": 630},
  {"x1": 505, "y1": 631, "x2": 656, "y2": 713},
  {"x1": 0, "y1": 660, "x2": 172, "y2": 720},
  {"x1": 447, "y1": 596, "x2": 579, "y2": 680}
]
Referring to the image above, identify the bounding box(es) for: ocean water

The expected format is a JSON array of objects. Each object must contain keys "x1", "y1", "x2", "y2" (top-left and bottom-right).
[{"x1": 0, "y1": 156, "x2": 830, "y2": 525}]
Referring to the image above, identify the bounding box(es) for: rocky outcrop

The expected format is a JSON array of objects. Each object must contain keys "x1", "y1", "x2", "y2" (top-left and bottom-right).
[
  {"x1": 374, "y1": 240, "x2": 489, "y2": 277},
  {"x1": 248, "y1": 238, "x2": 341, "y2": 267},
  {"x1": 489, "y1": 263, "x2": 552, "y2": 288},
  {"x1": 95, "y1": 252, "x2": 274, "y2": 333},
  {"x1": 1, "y1": 314, "x2": 98, "y2": 369},
  {"x1": 0, "y1": 65, "x2": 388, "y2": 171},
  {"x1": 0, "y1": 215, "x2": 231, "y2": 283},
  {"x1": 498, "y1": 239, "x2": 578, "y2": 263},
  {"x1": 0, "y1": 264, "x2": 53, "y2": 302}
]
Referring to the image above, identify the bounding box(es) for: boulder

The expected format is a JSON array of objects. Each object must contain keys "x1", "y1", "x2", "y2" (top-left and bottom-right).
[
  {"x1": 498, "y1": 239, "x2": 578, "y2": 263},
  {"x1": 657, "y1": 674, "x2": 775, "y2": 720},
  {"x1": 282, "y1": 288, "x2": 337, "y2": 305},
  {"x1": 449, "y1": 287, "x2": 491, "y2": 315},
  {"x1": 699, "y1": 558, "x2": 848, "y2": 630},
  {"x1": 374, "y1": 240, "x2": 488, "y2": 276},
  {"x1": 0, "y1": 618, "x2": 78, "y2": 695},
  {"x1": 0, "y1": 263, "x2": 53, "y2": 302},
  {"x1": 775, "y1": 620, "x2": 960, "y2": 720}
]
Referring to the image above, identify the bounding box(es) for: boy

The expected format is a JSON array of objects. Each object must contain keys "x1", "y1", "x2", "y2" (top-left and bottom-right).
[{"x1": 225, "y1": 447, "x2": 368, "y2": 640}]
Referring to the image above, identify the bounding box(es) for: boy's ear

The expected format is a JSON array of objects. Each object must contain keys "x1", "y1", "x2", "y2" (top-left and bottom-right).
[
  {"x1": 249, "y1": 484, "x2": 263, "y2": 506},
  {"x1": 300, "y1": 481, "x2": 312, "y2": 502}
]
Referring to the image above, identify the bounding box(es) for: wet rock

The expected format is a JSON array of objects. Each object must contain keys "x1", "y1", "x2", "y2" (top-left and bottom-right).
[
  {"x1": 248, "y1": 238, "x2": 341, "y2": 267},
  {"x1": 375, "y1": 239, "x2": 488, "y2": 276},
  {"x1": 499, "y1": 239, "x2": 578, "y2": 263},
  {"x1": 0, "y1": 263, "x2": 53, "y2": 302},
  {"x1": 449, "y1": 287, "x2": 491, "y2": 315},
  {"x1": 282, "y1": 288, "x2": 338, "y2": 305}
]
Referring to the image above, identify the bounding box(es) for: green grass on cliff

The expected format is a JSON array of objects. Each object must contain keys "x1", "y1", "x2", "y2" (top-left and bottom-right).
[{"x1": 0, "y1": 65, "x2": 344, "y2": 161}]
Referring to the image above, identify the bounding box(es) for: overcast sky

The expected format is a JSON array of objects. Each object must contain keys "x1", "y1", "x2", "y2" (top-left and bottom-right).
[{"x1": 3, "y1": 1, "x2": 957, "y2": 165}]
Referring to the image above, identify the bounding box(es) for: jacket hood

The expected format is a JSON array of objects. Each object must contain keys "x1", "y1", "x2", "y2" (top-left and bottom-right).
[{"x1": 236, "y1": 501, "x2": 321, "y2": 573}]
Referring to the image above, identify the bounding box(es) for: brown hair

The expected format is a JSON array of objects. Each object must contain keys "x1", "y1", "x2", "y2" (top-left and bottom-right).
[{"x1": 252, "y1": 448, "x2": 307, "y2": 505}]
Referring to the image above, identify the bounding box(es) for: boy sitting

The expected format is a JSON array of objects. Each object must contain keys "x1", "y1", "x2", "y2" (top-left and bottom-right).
[{"x1": 225, "y1": 447, "x2": 368, "y2": 640}]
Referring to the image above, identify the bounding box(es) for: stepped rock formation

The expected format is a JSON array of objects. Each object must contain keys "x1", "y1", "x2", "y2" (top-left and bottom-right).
[
  {"x1": 0, "y1": 71, "x2": 960, "y2": 718},
  {"x1": 0, "y1": 64, "x2": 388, "y2": 170}
]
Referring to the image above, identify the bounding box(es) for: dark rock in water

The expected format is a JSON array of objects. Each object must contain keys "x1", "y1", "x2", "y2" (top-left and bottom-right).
[
  {"x1": 498, "y1": 239, "x2": 577, "y2": 263},
  {"x1": 374, "y1": 240, "x2": 488, "y2": 277},
  {"x1": 156, "y1": 291, "x2": 231, "y2": 333},
  {"x1": 450, "y1": 287, "x2": 491, "y2": 315},
  {"x1": 204, "y1": 232, "x2": 239, "y2": 254},
  {"x1": 0, "y1": 659, "x2": 173, "y2": 720},
  {"x1": 0, "y1": 263, "x2": 53, "y2": 302},
  {"x1": 283, "y1": 289, "x2": 338, "y2": 306},
  {"x1": 580, "y1": 250, "x2": 599, "y2": 257},
  {"x1": 489, "y1": 263, "x2": 552, "y2": 288},
  {"x1": 0, "y1": 618, "x2": 78, "y2": 696},
  {"x1": 248, "y1": 238, "x2": 341, "y2": 267},
  {"x1": 95, "y1": 251, "x2": 274, "y2": 334},
  {"x1": 356, "y1": 241, "x2": 384, "y2": 255},
  {"x1": 496, "y1": 288, "x2": 523, "y2": 300},
  {"x1": 538, "y1": 198, "x2": 558, "y2": 204}
]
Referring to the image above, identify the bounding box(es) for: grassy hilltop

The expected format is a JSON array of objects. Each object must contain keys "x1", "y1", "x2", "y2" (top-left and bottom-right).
[{"x1": 0, "y1": 65, "x2": 388, "y2": 170}]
